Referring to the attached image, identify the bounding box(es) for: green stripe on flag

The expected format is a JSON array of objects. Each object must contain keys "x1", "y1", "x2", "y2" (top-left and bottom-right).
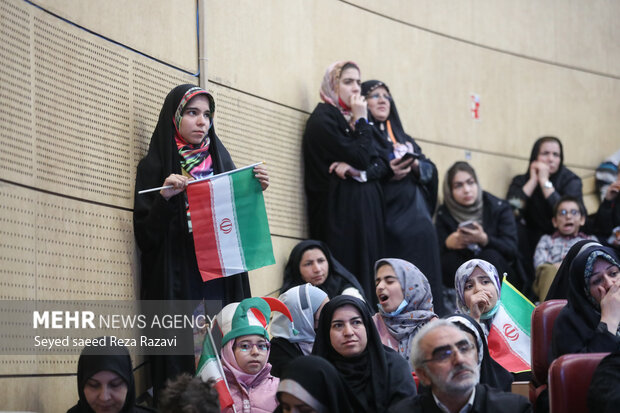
[
  {"x1": 500, "y1": 277, "x2": 535, "y2": 335},
  {"x1": 231, "y1": 168, "x2": 274, "y2": 269}
]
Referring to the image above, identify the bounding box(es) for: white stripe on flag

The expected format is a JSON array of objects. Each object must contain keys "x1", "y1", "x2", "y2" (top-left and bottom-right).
[
  {"x1": 494, "y1": 305, "x2": 530, "y2": 364},
  {"x1": 210, "y1": 175, "x2": 245, "y2": 276},
  {"x1": 197, "y1": 357, "x2": 223, "y2": 382}
]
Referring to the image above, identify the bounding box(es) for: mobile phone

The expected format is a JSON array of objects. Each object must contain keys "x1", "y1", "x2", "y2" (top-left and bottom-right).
[
  {"x1": 398, "y1": 152, "x2": 419, "y2": 163},
  {"x1": 458, "y1": 220, "x2": 477, "y2": 230}
]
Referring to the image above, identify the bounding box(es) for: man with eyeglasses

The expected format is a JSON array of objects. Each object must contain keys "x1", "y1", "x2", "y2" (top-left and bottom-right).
[{"x1": 389, "y1": 320, "x2": 531, "y2": 412}]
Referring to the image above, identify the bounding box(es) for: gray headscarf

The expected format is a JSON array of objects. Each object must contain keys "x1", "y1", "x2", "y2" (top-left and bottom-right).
[
  {"x1": 374, "y1": 258, "x2": 437, "y2": 361},
  {"x1": 442, "y1": 161, "x2": 484, "y2": 224}
]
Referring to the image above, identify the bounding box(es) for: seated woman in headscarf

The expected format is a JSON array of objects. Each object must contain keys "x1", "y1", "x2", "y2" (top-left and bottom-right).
[
  {"x1": 436, "y1": 161, "x2": 518, "y2": 295},
  {"x1": 360, "y1": 79, "x2": 445, "y2": 316},
  {"x1": 312, "y1": 295, "x2": 416, "y2": 412},
  {"x1": 544, "y1": 240, "x2": 601, "y2": 300},
  {"x1": 552, "y1": 243, "x2": 620, "y2": 358},
  {"x1": 268, "y1": 283, "x2": 329, "y2": 377},
  {"x1": 372, "y1": 258, "x2": 437, "y2": 363},
  {"x1": 67, "y1": 342, "x2": 154, "y2": 413},
  {"x1": 303, "y1": 61, "x2": 389, "y2": 303},
  {"x1": 274, "y1": 355, "x2": 356, "y2": 413},
  {"x1": 446, "y1": 314, "x2": 513, "y2": 391},
  {"x1": 280, "y1": 240, "x2": 368, "y2": 302},
  {"x1": 507, "y1": 136, "x2": 583, "y2": 289},
  {"x1": 454, "y1": 259, "x2": 502, "y2": 336}
]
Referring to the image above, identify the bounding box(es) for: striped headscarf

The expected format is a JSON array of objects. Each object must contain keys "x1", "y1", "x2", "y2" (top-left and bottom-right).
[{"x1": 173, "y1": 86, "x2": 214, "y2": 179}]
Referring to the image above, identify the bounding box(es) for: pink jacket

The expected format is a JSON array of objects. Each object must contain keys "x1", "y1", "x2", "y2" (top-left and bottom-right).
[
  {"x1": 372, "y1": 313, "x2": 399, "y2": 352},
  {"x1": 221, "y1": 342, "x2": 279, "y2": 413}
]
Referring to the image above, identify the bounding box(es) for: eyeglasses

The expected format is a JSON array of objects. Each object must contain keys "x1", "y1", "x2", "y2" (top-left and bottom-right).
[
  {"x1": 367, "y1": 93, "x2": 391, "y2": 100},
  {"x1": 557, "y1": 209, "x2": 581, "y2": 217},
  {"x1": 233, "y1": 341, "x2": 270, "y2": 352},
  {"x1": 422, "y1": 340, "x2": 475, "y2": 364}
]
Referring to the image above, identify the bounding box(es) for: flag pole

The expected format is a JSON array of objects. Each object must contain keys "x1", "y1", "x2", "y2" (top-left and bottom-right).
[
  {"x1": 138, "y1": 161, "x2": 264, "y2": 194},
  {"x1": 206, "y1": 323, "x2": 237, "y2": 413}
]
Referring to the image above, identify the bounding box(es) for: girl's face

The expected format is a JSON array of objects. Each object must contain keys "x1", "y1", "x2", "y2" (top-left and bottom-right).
[
  {"x1": 299, "y1": 248, "x2": 329, "y2": 286},
  {"x1": 83, "y1": 370, "x2": 128, "y2": 413},
  {"x1": 588, "y1": 257, "x2": 619, "y2": 304},
  {"x1": 279, "y1": 392, "x2": 317, "y2": 413},
  {"x1": 451, "y1": 170, "x2": 478, "y2": 206},
  {"x1": 366, "y1": 86, "x2": 391, "y2": 122},
  {"x1": 314, "y1": 297, "x2": 329, "y2": 329},
  {"x1": 329, "y1": 304, "x2": 368, "y2": 357},
  {"x1": 233, "y1": 335, "x2": 269, "y2": 375},
  {"x1": 337, "y1": 67, "x2": 361, "y2": 107},
  {"x1": 536, "y1": 141, "x2": 561, "y2": 174},
  {"x1": 463, "y1": 266, "x2": 498, "y2": 313},
  {"x1": 178, "y1": 94, "x2": 211, "y2": 145},
  {"x1": 375, "y1": 264, "x2": 405, "y2": 313}
]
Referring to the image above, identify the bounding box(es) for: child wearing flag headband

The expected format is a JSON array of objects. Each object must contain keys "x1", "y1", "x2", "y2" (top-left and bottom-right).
[{"x1": 216, "y1": 297, "x2": 293, "y2": 413}]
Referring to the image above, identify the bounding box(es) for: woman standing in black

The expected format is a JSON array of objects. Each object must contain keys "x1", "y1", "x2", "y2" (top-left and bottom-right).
[
  {"x1": 133, "y1": 84, "x2": 268, "y2": 403},
  {"x1": 361, "y1": 80, "x2": 444, "y2": 314},
  {"x1": 303, "y1": 62, "x2": 387, "y2": 303}
]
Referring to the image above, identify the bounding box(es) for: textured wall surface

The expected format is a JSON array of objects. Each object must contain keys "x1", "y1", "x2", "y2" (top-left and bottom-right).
[{"x1": 1, "y1": 0, "x2": 619, "y2": 411}]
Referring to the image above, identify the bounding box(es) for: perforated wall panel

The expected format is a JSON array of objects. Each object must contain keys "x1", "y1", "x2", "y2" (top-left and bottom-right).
[{"x1": 210, "y1": 85, "x2": 308, "y2": 238}]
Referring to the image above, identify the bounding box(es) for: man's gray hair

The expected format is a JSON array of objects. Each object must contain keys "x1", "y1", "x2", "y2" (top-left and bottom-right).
[{"x1": 410, "y1": 319, "x2": 464, "y2": 370}]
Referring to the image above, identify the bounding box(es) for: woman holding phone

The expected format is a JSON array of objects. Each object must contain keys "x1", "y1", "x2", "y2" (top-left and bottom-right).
[
  {"x1": 361, "y1": 80, "x2": 445, "y2": 315},
  {"x1": 435, "y1": 162, "x2": 518, "y2": 295}
]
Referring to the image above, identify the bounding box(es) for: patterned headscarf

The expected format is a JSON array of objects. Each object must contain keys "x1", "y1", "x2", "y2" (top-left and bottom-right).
[
  {"x1": 270, "y1": 284, "x2": 328, "y2": 355},
  {"x1": 454, "y1": 259, "x2": 501, "y2": 318},
  {"x1": 583, "y1": 250, "x2": 620, "y2": 309},
  {"x1": 319, "y1": 61, "x2": 360, "y2": 124},
  {"x1": 173, "y1": 86, "x2": 214, "y2": 179},
  {"x1": 374, "y1": 258, "x2": 437, "y2": 361}
]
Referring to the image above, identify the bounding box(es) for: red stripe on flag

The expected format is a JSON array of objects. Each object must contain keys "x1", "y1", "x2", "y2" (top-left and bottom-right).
[
  {"x1": 214, "y1": 378, "x2": 234, "y2": 408},
  {"x1": 187, "y1": 180, "x2": 223, "y2": 281},
  {"x1": 488, "y1": 325, "x2": 530, "y2": 372}
]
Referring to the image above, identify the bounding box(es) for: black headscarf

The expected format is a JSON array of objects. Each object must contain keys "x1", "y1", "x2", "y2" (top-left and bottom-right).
[
  {"x1": 509, "y1": 136, "x2": 582, "y2": 234},
  {"x1": 312, "y1": 295, "x2": 413, "y2": 412},
  {"x1": 67, "y1": 343, "x2": 152, "y2": 413},
  {"x1": 280, "y1": 240, "x2": 369, "y2": 304},
  {"x1": 446, "y1": 314, "x2": 513, "y2": 391},
  {"x1": 360, "y1": 80, "x2": 438, "y2": 212},
  {"x1": 544, "y1": 240, "x2": 601, "y2": 300},
  {"x1": 275, "y1": 355, "x2": 356, "y2": 413},
  {"x1": 552, "y1": 244, "x2": 620, "y2": 357}
]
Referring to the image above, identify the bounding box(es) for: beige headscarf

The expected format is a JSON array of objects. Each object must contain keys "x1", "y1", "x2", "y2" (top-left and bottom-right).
[
  {"x1": 319, "y1": 60, "x2": 360, "y2": 124},
  {"x1": 442, "y1": 161, "x2": 484, "y2": 224}
]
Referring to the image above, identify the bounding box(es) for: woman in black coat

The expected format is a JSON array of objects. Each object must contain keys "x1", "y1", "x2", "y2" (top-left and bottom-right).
[
  {"x1": 507, "y1": 136, "x2": 583, "y2": 288},
  {"x1": 133, "y1": 84, "x2": 267, "y2": 402},
  {"x1": 552, "y1": 243, "x2": 620, "y2": 358},
  {"x1": 312, "y1": 295, "x2": 416, "y2": 412},
  {"x1": 303, "y1": 61, "x2": 388, "y2": 303},
  {"x1": 361, "y1": 80, "x2": 445, "y2": 315},
  {"x1": 436, "y1": 161, "x2": 518, "y2": 288}
]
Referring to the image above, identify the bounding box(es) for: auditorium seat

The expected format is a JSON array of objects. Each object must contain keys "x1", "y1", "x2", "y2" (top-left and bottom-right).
[{"x1": 528, "y1": 299, "x2": 566, "y2": 409}]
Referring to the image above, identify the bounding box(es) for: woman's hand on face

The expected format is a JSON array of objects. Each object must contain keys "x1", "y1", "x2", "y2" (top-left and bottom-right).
[
  {"x1": 329, "y1": 161, "x2": 358, "y2": 180},
  {"x1": 469, "y1": 290, "x2": 492, "y2": 321},
  {"x1": 605, "y1": 179, "x2": 620, "y2": 201},
  {"x1": 536, "y1": 162, "x2": 550, "y2": 185},
  {"x1": 599, "y1": 282, "x2": 620, "y2": 333},
  {"x1": 389, "y1": 157, "x2": 413, "y2": 181},
  {"x1": 253, "y1": 164, "x2": 269, "y2": 191},
  {"x1": 349, "y1": 94, "x2": 367, "y2": 123},
  {"x1": 160, "y1": 174, "x2": 191, "y2": 200}
]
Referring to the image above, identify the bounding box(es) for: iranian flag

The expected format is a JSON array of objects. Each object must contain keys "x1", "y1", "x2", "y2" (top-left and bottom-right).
[
  {"x1": 487, "y1": 276, "x2": 535, "y2": 373},
  {"x1": 186, "y1": 164, "x2": 275, "y2": 281},
  {"x1": 196, "y1": 327, "x2": 234, "y2": 409}
]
